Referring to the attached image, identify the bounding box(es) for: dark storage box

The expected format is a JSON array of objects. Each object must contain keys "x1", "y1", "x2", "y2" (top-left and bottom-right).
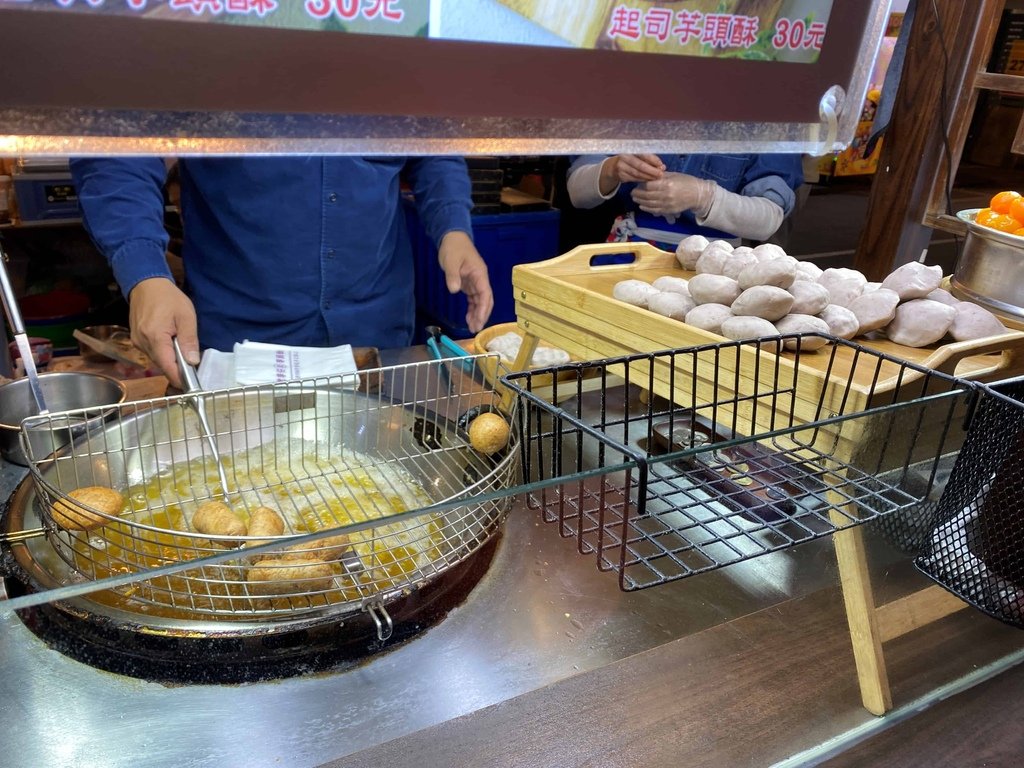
[
  {"x1": 405, "y1": 200, "x2": 560, "y2": 338},
  {"x1": 12, "y1": 171, "x2": 82, "y2": 222}
]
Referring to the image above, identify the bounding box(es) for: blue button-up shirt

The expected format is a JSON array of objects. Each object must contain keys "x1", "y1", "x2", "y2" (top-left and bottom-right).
[{"x1": 70, "y1": 157, "x2": 474, "y2": 351}]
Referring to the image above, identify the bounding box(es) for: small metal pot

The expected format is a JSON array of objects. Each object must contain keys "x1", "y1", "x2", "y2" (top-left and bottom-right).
[
  {"x1": 949, "y1": 209, "x2": 1024, "y2": 321},
  {"x1": 0, "y1": 371, "x2": 127, "y2": 466}
]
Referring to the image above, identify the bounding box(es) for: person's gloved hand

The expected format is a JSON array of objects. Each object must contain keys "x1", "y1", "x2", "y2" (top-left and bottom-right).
[
  {"x1": 630, "y1": 172, "x2": 717, "y2": 220},
  {"x1": 128, "y1": 276, "x2": 198, "y2": 389},
  {"x1": 599, "y1": 154, "x2": 665, "y2": 196},
  {"x1": 438, "y1": 231, "x2": 493, "y2": 334}
]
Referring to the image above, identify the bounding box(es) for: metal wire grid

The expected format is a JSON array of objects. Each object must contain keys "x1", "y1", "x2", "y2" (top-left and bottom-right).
[
  {"x1": 18, "y1": 356, "x2": 519, "y2": 620},
  {"x1": 504, "y1": 336, "x2": 978, "y2": 591},
  {"x1": 915, "y1": 377, "x2": 1024, "y2": 629}
]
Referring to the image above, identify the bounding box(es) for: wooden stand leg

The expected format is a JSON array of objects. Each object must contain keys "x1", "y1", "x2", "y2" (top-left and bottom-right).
[{"x1": 832, "y1": 519, "x2": 893, "y2": 715}]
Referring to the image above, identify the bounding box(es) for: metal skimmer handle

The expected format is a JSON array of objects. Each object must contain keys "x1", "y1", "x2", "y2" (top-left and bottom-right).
[
  {"x1": 0, "y1": 241, "x2": 48, "y2": 414},
  {"x1": 172, "y1": 337, "x2": 230, "y2": 498}
]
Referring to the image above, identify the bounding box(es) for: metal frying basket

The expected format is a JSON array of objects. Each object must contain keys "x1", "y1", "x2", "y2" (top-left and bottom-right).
[{"x1": 15, "y1": 356, "x2": 519, "y2": 632}]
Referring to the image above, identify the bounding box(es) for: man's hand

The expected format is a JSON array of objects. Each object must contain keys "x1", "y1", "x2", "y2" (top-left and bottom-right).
[
  {"x1": 630, "y1": 172, "x2": 716, "y2": 219},
  {"x1": 599, "y1": 154, "x2": 666, "y2": 196},
  {"x1": 128, "y1": 277, "x2": 199, "y2": 389},
  {"x1": 438, "y1": 231, "x2": 493, "y2": 334}
]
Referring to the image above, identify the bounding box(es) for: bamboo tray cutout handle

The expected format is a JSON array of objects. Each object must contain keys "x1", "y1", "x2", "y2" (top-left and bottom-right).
[
  {"x1": 917, "y1": 330, "x2": 1024, "y2": 382},
  {"x1": 517, "y1": 241, "x2": 674, "y2": 276}
]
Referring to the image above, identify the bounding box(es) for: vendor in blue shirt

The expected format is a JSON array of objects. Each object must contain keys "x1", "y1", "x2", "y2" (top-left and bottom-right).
[
  {"x1": 70, "y1": 156, "x2": 492, "y2": 387},
  {"x1": 566, "y1": 153, "x2": 804, "y2": 246}
]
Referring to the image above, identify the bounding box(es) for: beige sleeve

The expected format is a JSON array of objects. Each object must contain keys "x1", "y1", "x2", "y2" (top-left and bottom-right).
[
  {"x1": 566, "y1": 158, "x2": 619, "y2": 209},
  {"x1": 696, "y1": 185, "x2": 785, "y2": 241}
]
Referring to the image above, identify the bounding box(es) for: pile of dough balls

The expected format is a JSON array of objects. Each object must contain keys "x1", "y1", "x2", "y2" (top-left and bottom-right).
[
  {"x1": 485, "y1": 331, "x2": 571, "y2": 367},
  {"x1": 609, "y1": 235, "x2": 1007, "y2": 350}
]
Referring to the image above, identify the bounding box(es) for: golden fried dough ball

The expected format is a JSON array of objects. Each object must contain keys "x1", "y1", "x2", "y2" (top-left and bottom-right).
[
  {"x1": 50, "y1": 486, "x2": 124, "y2": 531},
  {"x1": 468, "y1": 412, "x2": 511, "y2": 455},
  {"x1": 193, "y1": 500, "x2": 246, "y2": 546},
  {"x1": 246, "y1": 558, "x2": 335, "y2": 596}
]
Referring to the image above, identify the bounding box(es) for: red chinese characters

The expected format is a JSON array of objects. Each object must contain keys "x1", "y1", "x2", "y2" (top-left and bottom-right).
[
  {"x1": 224, "y1": 0, "x2": 278, "y2": 15},
  {"x1": 773, "y1": 18, "x2": 828, "y2": 51},
  {"x1": 671, "y1": 10, "x2": 702, "y2": 45},
  {"x1": 643, "y1": 7, "x2": 672, "y2": 43},
  {"x1": 604, "y1": 5, "x2": 826, "y2": 54},
  {"x1": 305, "y1": 0, "x2": 404, "y2": 23},
  {"x1": 169, "y1": 0, "x2": 223, "y2": 14},
  {"x1": 608, "y1": 6, "x2": 642, "y2": 41}
]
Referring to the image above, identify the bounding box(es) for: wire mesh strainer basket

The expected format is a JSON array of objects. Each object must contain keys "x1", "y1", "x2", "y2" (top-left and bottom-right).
[
  {"x1": 502, "y1": 336, "x2": 980, "y2": 591},
  {"x1": 15, "y1": 356, "x2": 519, "y2": 629}
]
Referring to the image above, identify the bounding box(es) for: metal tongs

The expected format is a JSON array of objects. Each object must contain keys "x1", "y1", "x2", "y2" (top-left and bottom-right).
[
  {"x1": 172, "y1": 337, "x2": 230, "y2": 498},
  {"x1": 425, "y1": 325, "x2": 475, "y2": 371}
]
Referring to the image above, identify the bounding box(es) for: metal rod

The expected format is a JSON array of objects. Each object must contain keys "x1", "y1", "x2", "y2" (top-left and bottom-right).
[
  {"x1": 0, "y1": 241, "x2": 48, "y2": 414},
  {"x1": 173, "y1": 336, "x2": 230, "y2": 498}
]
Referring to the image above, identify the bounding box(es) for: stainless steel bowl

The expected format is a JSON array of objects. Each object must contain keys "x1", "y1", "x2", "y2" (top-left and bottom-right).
[
  {"x1": 949, "y1": 209, "x2": 1024, "y2": 321},
  {"x1": 0, "y1": 371, "x2": 127, "y2": 465}
]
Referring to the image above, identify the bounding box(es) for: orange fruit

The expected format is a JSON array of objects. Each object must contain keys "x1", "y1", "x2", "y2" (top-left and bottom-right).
[
  {"x1": 986, "y1": 213, "x2": 1022, "y2": 233},
  {"x1": 1009, "y1": 197, "x2": 1024, "y2": 224},
  {"x1": 990, "y1": 190, "x2": 1022, "y2": 214},
  {"x1": 975, "y1": 207, "x2": 1000, "y2": 227}
]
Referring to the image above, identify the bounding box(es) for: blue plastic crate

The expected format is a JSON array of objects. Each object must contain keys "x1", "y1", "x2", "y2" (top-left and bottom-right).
[{"x1": 406, "y1": 200, "x2": 560, "y2": 339}]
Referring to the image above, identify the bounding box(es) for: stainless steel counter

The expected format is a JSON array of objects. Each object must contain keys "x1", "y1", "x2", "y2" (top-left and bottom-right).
[
  {"x1": 1, "y1": 460, "x2": 850, "y2": 768},
  {"x1": 0, "y1": 347, "x2": 1017, "y2": 768}
]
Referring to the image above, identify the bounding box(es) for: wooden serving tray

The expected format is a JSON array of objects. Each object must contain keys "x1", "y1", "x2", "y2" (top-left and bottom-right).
[{"x1": 511, "y1": 243, "x2": 1024, "y2": 453}]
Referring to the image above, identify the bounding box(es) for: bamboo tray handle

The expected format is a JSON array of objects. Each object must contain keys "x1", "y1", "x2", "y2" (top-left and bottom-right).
[
  {"x1": 518, "y1": 241, "x2": 675, "y2": 275},
  {"x1": 915, "y1": 330, "x2": 1024, "y2": 382}
]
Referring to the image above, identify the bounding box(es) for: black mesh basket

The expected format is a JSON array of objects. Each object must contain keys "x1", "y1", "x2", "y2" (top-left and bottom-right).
[
  {"x1": 915, "y1": 377, "x2": 1024, "y2": 629},
  {"x1": 503, "y1": 336, "x2": 981, "y2": 591}
]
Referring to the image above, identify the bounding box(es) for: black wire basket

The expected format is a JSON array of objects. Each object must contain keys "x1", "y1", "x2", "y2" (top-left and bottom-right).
[
  {"x1": 503, "y1": 335, "x2": 979, "y2": 591},
  {"x1": 915, "y1": 377, "x2": 1024, "y2": 629}
]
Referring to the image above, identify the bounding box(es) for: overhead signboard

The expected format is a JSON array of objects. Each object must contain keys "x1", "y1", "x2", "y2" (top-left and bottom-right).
[{"x1": 0, "y1": 0, "x2": 889, "y2": 156}]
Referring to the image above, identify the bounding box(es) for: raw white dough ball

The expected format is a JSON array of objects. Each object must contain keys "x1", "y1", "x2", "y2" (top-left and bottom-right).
[
  {"x1": 691, "y1": 240, "x2": 733, "y2": 273},
  {"x1": 886, "y1": 299, "x2": 956, "y2": 347},
  {"x1": 752, "y1": 243, "x2": 788, "y2": 262},
  {"x1": 926, "y1": 288, "x2": 960, "y2": 307},
  {"x1": 794, "y1": 261, "x2": 824, "y2": 281},
  {"x1": 676, "y1": 234, "x2": 710, "y2": 271},
  {"x1": 695, "y1": 246, "x2": 732, "y2": 276},
  {"x1": 737, "y1": 258, "x2": 798, "y2": 290},
  {"x1": 864, "y1": 282, "x2": 882, "y2": 293},
  {"x1": 648, "y1": 291, "x2": 696, "y2": 321},
  {"x1": 612, "y1": 279, "x2": 659, "y2": 308},
  {"x1": 485, "y1": 332, "x2": 570, "y2": 366},
  {"x1": 720, "y1": 316, "x2": 781, "y2": 352},
  {"x1": 688, "y1": 273, "x2": 742, "y2": 306},
  {"x1": 721, "y1": 250, "x2": 759, "y2": 281},
  {"x1": 775, "y1": 314, "x2": 832, "y2": 350},
  {"x1": 731, "y1": 285, "x2": 795, "y2": 321},
  {"x1": 849, "y1": 287, "x2": 900, "y2": 335},
  {"x1": 685, "y1": 303, "x2": 734, "y2": 334},
  {"x1": 880, "y1": 262, "x2": 944, "y2": 301},
  {"x1": 817, "y1": 268, "x2": 867, "y2": 308},
  {"x1": 652, "y1": 276, "x2": 691, "y2": 296},
  {"x1": 530, "y1": 346, "x2": 572, "y2": 367},
  {"x1": 949, "y1": 302, "x2": 1006, "y2": 342},
  {"x1": 788, "y1": 280, "x2": 831, "y2": 316},
  {"x1": 818, "y1": 304, "x2": 860, "y2": 340}
]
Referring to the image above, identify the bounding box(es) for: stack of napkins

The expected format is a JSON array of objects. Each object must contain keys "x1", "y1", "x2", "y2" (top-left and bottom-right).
[{"x1": 197, "y1": 341, "x2": 358, "y2": 390}]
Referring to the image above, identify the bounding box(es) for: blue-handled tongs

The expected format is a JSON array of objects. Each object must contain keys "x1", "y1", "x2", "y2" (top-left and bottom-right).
[{"x1": 424, "y1": 325, "x2": 475, "y2": 372}]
